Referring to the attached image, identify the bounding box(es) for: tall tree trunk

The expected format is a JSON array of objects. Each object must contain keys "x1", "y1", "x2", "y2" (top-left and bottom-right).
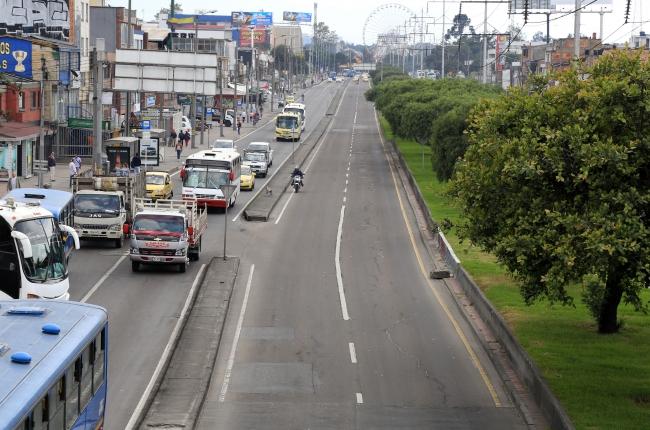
[{"x1": 597, "y1": 277, "x2": 624, "y2": 334}]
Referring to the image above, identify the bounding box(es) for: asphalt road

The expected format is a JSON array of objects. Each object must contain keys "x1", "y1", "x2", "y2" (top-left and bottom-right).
[
  {"x1": 193, "y1": 81, "x2": 527, "y2": 428},
  {"x1": 66, "y1": 81, "x2": 337, "y2": 430}
]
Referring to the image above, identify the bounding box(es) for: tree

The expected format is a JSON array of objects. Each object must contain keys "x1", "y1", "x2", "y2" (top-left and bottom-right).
[
  {"x1": 155, "y1": 3, "x2": 183, "y2": 20},
  {"x1": 445, "y1": 14, "x2": 475, "y2": 41},
  {"x1": 506, "y1": 23, "x2": 526, "y2": 42},
  {"x1": 448, "y1": 50, "x2": 650, "y2": 334},
  {"x1": 531, "y1": 31, "x2": 547, "y2": 42}
]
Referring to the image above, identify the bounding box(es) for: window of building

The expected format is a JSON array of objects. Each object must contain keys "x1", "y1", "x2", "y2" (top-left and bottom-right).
[
  {"x1": 86, "y1": 3, "x2": 89, "y2": 22},
  {"x1": 18, "y1": 92, "x2": 25, "y2": 110},
  {"x1": 31, "y1": 91, "x2": 36, "y2": 109},
  {"x1": 121, "y1": 22, "x2": 128, "y2": 47}
]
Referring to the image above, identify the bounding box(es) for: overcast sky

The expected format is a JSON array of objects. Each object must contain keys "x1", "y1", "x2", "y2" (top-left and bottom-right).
[{"x1": 111, "y1": 0, "x2": 646, "y2": 45}]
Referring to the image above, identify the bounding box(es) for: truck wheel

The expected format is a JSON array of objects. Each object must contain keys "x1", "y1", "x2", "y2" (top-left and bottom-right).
[
  {"x1": 131, "y1": 261, "x2": 140, "y2": 272},
  {"x1": 115, "y1": 235, "x2": 124, "y2": 248},
  {"x1": 179, "y1": 262, "x2": 186, "y2": 273}
]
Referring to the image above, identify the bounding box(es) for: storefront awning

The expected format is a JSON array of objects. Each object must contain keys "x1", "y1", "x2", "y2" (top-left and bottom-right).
[{"x1": 0, "y1": 122, "x2": 43, "y2": 141}]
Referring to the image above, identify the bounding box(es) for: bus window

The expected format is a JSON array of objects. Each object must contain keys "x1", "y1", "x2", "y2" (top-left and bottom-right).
[
  {"x1": 93, "y1": 329, "x2": 106, "y2": 394},
  {"x1": 50, "y1": 377, "x2": 65, "y2": 429},
  {"x1": 80, "y1": 346, "x2": 93, "y2": 411},
  {"x1": 65, "y1": 360, "x2": 80, "y2": 429},
  {"x1": 30, "y1": 394, "x2": 48, "y2": 429}
]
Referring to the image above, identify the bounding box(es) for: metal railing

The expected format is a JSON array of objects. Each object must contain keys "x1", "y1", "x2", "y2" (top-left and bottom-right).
[{"x1": 54, "y1": 125, "x2": 112, "y2": 159}]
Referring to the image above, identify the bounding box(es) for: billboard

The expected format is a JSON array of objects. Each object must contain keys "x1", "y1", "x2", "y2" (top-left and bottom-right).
[
  {"x1": 510, "y1": 0, "x2": 611, "y2": 10},
  {"x1": 283, "y1": 12, "x2": 312, "y2": 23},
  {"x1": 139, "y1": 138, "x2": 160, "y2": 166},
  {"x1": 106, "y1": 147, "x2": 131, "y2": 174},
  {"x1": 0, "y1": 37, "x2": 32, "y2": 78},
  {"x1": 239, "y1": 29, "x2": 267, "y2": 47},
  {"x1": 231, "y1": 12, "x2": 273, "y2": 26}
]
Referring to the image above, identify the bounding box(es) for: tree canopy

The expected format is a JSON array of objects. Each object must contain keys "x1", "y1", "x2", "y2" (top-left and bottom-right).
[
  {"x1": 448, "y1": 49, "x2": 650, "y2": 333},
  {"x1": 155, "y1": 3, "x2": 183, "y2": 19}
]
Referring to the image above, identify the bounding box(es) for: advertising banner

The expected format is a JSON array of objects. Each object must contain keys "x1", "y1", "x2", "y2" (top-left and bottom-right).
[
  {"x1": 139, "y1": 138, "x2": 160, "y2": 166},
  {"x1": 106, "y1": 147, "x2": 131, "y2": 174},
  {"x1": 239, "y1": 29, "x2": 267, "y2": 47},
  {"x1": 0, "y1": 37, "x2": 32, "y2": 79},
  {"x1": 177, "y1": 94, "x2": 191, "y2": 105},
  {"x1": 231, "y1": 12, "x2": 273, "y2": 26},
  {"x1": 496, "y1": 34, "x2": 508, "y2": 71},
  {"x1": 146, "y1": 96, "x2": 156, "y2": 107},
  {"x1": 282, "y1": 12, "x2": 312, "y2": 23}
]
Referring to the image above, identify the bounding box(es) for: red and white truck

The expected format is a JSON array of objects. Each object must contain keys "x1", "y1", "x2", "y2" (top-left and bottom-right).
[{"x1": 129, "y1": 198, "x2": 207, "y2": 272}]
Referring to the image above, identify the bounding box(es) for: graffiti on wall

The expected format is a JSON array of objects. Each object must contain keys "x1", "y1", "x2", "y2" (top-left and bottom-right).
[{"x1": 0, "y1": 0, "x2": 71, "y2": 42}]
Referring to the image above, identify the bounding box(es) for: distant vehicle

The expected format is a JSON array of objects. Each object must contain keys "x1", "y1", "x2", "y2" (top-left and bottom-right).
[
  {"x1": 212, "y1": 139, "x2": 236, "y2": 151},
  {"x1": 245, "y1": 142, "x2": 274, "y2": 167},
  {"x1": 275, "y1": 113, "x2": 302, "y2": 141},
  {"x1": 327, "y1": 77, "x2": 333, "y2": 83},
  {"x1": 145, "y1": 172, "x2": 173, "y2": 200},
  {"x1": 283, "y1": 103, "x2": 306, "y2": 131},
  {"x1": 4, "y1": 188, "x2": 77, "y2": 263},
  {"x1": 0, "y1": 300, "x2": 108, "y2": 430},
  {"x1": 180, "y1": 121, "x2": 192, "y2": 135},
  {"x1": 240, "y1": 164, "x2": 256, "y2": 190},
  {"x1": 181, "y1": 150, "x2": 242, "y2": 208},
  {"x1": 242, "y1": 152, "x2": 269, "y2": 178},
  {"x1": 285, "y1": 95, "x2": 295, "y2": 104}
]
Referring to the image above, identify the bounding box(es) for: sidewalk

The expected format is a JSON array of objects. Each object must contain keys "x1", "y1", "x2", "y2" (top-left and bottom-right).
[{"x1": 0, "y1": 86, "x2": 316, "y2": 199}]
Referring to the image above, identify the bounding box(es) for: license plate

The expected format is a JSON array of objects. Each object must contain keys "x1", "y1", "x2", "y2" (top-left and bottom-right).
[
  {"x1": 90, "y1": 230, "x2": 100, "y2": 235},
  {"x1": 152, "y1": 257, "x2": 161, "y2": 262}
]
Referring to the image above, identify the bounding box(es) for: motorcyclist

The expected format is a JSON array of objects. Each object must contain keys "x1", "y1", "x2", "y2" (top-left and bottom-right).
[
  {"x1": 291, "y1": 165, "x2": 304, "y2": 187},
  {"x1": 301, "y1": 94, "x2": 305, "y2": 102}
]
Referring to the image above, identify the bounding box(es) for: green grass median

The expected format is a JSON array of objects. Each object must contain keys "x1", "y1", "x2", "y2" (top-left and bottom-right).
[{"x1": 381, "y1": 117, "x2": 650, "y2": 430}]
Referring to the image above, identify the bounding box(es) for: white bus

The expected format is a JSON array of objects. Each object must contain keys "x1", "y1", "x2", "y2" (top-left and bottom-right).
[
  {"x1": 283, "y1": 103, "x2": 306, "y2": 131},
  {"x1": 0, "y1": 197, "x2": 80, "y2": 300},
  {"x1": 181, "y1": 150, "x2": 242, "y2": 208}
]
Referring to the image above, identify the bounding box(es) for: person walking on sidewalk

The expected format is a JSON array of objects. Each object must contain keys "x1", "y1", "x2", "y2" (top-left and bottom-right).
[
  {"x1": 241, "y1": 110, "x2": 246, "y2": 124},
  {"x1": 131, "y1": 154, "x2": 142, "y2": 174},
  {"x1": 184, "y1": 130, "x2": 190, "y2": 147},
  {"x1": 73, "y1": 154, "x2": 82, "y2": 174},
  {"x1": 6, "y1": 171, "x2": 20, "y2": 191},
  {"x1": 48, "y1": 152, "x2": 56, "y2": 181},
  {"x1": 176, "y1": 140, "x2": 183, "y2": 161},
  {"x1": 69, "y1": 158, "x2": 77, "y2": 188},
  {"x1": 237, "y1": 120, "x2": 241, "y2": 135},
  {"x1": 170, "y1": 129, "x2": 177, "y2": 147}
]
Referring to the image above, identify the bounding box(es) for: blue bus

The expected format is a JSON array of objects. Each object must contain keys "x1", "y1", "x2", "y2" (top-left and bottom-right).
[
  {"x1": 4, "y1": 189, "x2": 76, "y2": 262},
  {"x1": 0, "y1": 300, "x2": 108, "y2": 430}
]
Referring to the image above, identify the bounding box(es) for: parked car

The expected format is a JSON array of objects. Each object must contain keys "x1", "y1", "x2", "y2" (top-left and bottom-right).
[
  {"x1": 180, "y1": 121, "x2": 192, "y2": 135},
  {"x1": 240, "y1": 165, "x2": 256, "y2": 190}
]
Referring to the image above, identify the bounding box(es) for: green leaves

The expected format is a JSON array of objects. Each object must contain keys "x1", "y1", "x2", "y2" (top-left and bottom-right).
[{"x1": 449, "y1": 49, "x2": 650, "y2": 333}]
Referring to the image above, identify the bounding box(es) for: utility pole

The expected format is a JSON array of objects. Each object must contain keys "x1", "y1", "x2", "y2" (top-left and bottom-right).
[
  {"x1": 233, "y1": 44, "x2": 238, "y2": 129},
  {"x1": 574, "y1": 0, "x2": 581, "y2": 61},
  {"x1": 219, "y1": 61, "x2": 224, "y2": 137},
  {"x1": 92, "y1": 39, "x2": 105, "y2": 175},
  {"x1": 271, "y1": 37, "x2": 276, "y2": 112},
  {"x1": 38, "y1": 57, "x2": 45, "y2": 187},
  {"x1": 191, "y1": 14, "x2": 198, "y2": 149}
]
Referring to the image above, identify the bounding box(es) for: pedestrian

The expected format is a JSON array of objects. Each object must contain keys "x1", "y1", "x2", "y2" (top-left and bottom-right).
[
  {"x1": 259, "y1": 106, "x2": 263, "y2": 117},
  {"x1": 237, "y1": 120, "x2": 241, "y2": 135},
  {"x1": 68, "y1": 158, "x2": 77, "y2": 188},
  {"x1": 249, "y1": 111, "x2": 253, "y2": 123},
  {"x1": 47, "y1": 151, "x2": 56, "y2": 181},
  {"x1": 176, "y1": 140, "x2": 183, "y2": 161},
  {"x1": 170, "y1": 128, "x2": 177, "y2": 148},
  {"x1": 131, "y1": 153, "x2": 142, "y2": 175},
  {"x1": 6, "y1": 171, "x2": 20, "y2": 191},
  {"x1": 73, "y1": 153, "x2": 82, "y2": 174},
  {"x1": 184, "y1": 130, "x2": 190, "y2": 147}
]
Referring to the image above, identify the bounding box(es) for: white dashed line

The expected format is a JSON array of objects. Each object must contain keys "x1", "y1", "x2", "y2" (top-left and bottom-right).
[
  {"x1": 356, "y1": 393, "x2": 363, "y2": 404},
  {"x1": 335, "y1": 206, "x2": 350, "y2": 321},
  {"x1": 349, "y1": 343, "x2": 357, "y2": 363}
]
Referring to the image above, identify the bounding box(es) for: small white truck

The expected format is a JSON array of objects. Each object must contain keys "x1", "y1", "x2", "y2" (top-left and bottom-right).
[
  {"x1": 72, "y1": 173, "x2": 146, "y2": 248},
  {"x1": 129, "y1": 198, "x2": 208, "y2": 273}
]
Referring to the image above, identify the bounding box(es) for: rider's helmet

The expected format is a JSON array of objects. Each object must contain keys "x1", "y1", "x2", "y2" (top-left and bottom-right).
[{"x1": 295, "y1": 166, "x2": 300, "y2": 171}]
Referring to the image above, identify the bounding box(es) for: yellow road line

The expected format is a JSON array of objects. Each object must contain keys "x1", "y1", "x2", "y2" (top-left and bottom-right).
[{"x1": 372, "y1": 108, "x2": 502, "y2": 408}]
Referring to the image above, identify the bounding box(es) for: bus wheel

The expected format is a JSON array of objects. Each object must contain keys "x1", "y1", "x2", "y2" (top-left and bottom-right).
[
  {"x1": 131, "y1": 261, "x2": 140, "y2": 272},
  {"x1": 116, "y1": 235, "x2": 124, "y2": 248},
  {"x1": 180, "y1": 262, "x2": 187, "y2": 273}
]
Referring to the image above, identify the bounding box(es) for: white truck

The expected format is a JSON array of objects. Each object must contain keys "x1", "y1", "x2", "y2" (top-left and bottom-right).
[
  {"x1": 72, "y1": 173, "x2": 146, "y2": 248},
  {"x1": 129, "y1": 198, "x2": 207, "y2": 273}
]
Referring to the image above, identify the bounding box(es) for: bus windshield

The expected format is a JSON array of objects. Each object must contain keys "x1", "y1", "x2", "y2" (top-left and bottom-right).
[
  {"x1": 74, "y1": 194, "x2": 120, "y2": 214},
  {"x1": 15, "y1": 218, "x2": 67, "y2": 282},
  {"x1": 277, "y1": 116, "x2": 299, "y2": 129},
  {"x1": 183, "y1": 167, "x2": 230, "y2": 189}
]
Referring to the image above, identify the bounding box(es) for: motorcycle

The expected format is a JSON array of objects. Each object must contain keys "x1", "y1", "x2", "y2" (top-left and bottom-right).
[
  {"x1": 278, "y1": 100, "x2": 285, "y2": 108},
  {"x1": 291, "y1": 174, "x2": 304, "y2": 193}
]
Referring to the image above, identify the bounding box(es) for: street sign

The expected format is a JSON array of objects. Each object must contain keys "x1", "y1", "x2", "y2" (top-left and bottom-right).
[
  {"x1": 33, "y1": 160, "x2": 48, "y2": 172},
  {"x1": 68, "y1": 117, "x2": 110, "y2": 130},
  {"x1": 146, "y1": 96, "x2": 156, "y2": 107},
  {"x1": 141, "y1": 119, "x2": 151, "y2": 130}
]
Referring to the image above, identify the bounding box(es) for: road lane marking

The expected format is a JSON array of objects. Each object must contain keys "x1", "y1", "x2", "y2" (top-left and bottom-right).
[
  {"x1": 219, "y1": 264, "x2": 255, "y2": 402},
  {"x1": 80, "y1": 254, "x2": 128, "y2": 303},
  {"x1": 349, "y1": 343, "x2": 357, "y2": 363},
  {"x1": 125, "y1": 264, "x2": 207, "y2": 430},
  {"x1": 336, "y1": 206, "x2": 350, "y2": 321},
  {"x1": 356, "y1": 393, "x2": 363, "y2": 404},
  {"x1": 373, "y1": 108, "x2": 502, "y2": 408},
  {"x1": 275, "y1": 192, "x2": 295, "y2": 224}
]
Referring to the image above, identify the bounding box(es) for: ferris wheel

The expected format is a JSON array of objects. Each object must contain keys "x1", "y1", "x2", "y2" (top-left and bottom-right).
[{"x1": 362, "y1": 3, "x2": 419, "y2": 61}]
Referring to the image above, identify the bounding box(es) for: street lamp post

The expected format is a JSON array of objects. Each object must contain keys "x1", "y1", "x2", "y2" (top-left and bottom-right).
[
  {"x1": 219, "y1": 60, "x2": 224, "y2": 137},
  {"x1": 192, "y1": 9, "x2": 217, "y2": 149}
]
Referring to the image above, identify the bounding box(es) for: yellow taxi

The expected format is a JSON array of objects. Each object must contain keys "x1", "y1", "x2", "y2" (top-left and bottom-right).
[
  {"x1": 240, "y1": 165, "x2": 256, "y2": 190},
  {"x1": 327, "y1": 77, "x2": 333, "y2": 83},
  {"x1": 285, "y1": 95, "x2": 295, "y2": 104},
  {"x1": 362, "y1": 74, "x2": 369, "y2": 82},
  {"x1": 145, "y1": 172, "x2": 173, "y2": 200}
]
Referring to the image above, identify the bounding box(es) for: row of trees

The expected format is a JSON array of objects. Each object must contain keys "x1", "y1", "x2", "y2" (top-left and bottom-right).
[{"x1": 365, "y1": 67, "x2": 501, "y2": 182}]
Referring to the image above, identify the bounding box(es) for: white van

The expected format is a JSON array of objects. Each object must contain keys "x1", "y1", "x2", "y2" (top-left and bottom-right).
[{"x1": 282, "y1": 103, "x2": 306, "y2": 131}]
